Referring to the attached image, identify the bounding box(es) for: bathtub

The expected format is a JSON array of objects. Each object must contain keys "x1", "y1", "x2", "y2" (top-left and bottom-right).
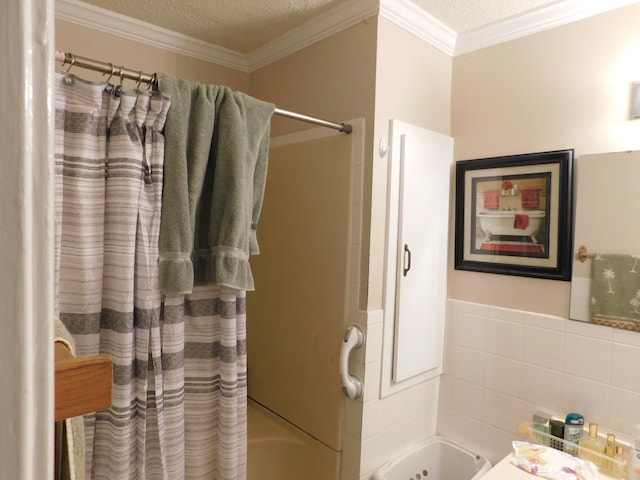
[
  {"x1": 477, "y1": 210, "x2": 545, "y2": 243},
  {"x1": 373, "y1": 436, "x2": 491, "y2": 480},
  {"x1": 247, "y1": 399, "x2": 340, "y2": 480}
]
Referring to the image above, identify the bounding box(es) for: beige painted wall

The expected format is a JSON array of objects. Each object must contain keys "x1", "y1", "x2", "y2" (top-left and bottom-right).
[
  {"x1": 370, "y1": 17, "x2": 453, "y2": 311},
  {"x1": 251, "y1": 21, "x2": 377, "y2": 314},
  {"x1": 449, "y1": 3, "x2": 640, "y2": 318}
]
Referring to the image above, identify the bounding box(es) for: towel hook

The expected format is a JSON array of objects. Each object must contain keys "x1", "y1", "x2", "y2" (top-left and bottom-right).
[{"x1": 578, "y1": 245, "x2": 594, "y2": 263}]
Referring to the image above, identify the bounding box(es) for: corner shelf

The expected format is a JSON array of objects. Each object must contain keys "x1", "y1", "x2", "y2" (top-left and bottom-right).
[{"x1": 55, "y1": 342, "x2": 112, "y2": 421}]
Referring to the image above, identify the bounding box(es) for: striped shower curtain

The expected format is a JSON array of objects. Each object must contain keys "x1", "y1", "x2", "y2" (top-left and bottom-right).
[{"x1": 54, "y1": 72, "x2": 247, "y2": 480}]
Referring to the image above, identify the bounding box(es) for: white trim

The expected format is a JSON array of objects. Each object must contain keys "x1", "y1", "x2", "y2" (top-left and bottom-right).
[
  {"x1": 455, "y1": 0, "x2": 640, "y2": 56},
  {"x1": 248, "y1": 0, "x2": 378, "y2": 72},
  {"x1": 54, "y1": 0, "x2": 640, "y2": 72},
  {"x1": 379, "y1": 0, "x2": 457, "y2": 56},
  {"x1": 55, "y1": 0, "x2": 250, "y2": 72},
  {"x1": 2, "y1": 0, "x2": 55, "y2": 478}
]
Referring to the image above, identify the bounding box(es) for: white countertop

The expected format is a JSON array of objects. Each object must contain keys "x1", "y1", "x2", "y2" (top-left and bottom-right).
[{"x1": 481, "y1": 453, "x2": 620, "y2": 480}]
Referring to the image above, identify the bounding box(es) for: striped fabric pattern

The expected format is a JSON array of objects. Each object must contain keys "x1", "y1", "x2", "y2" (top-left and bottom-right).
[{"x1": 54, "y1": 72, "x2": 247, "y2": 480}]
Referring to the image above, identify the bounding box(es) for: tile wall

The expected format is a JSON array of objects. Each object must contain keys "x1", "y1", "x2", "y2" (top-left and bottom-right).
[
  {"x1": 341, "y1": 307, "x2": 441, "y2": 480},
  {"x1": 439, "y1": 299, "x2": 640, "y2": 465}
]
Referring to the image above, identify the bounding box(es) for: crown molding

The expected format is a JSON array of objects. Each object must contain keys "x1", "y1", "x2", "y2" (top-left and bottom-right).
[
  {"x1": 55, "y1": 0, "x2": 640, "y2": 73},
  {"x1": 379, "y1": 0, "x2": 457, "y2": 56},
  {"x1": 455, "y1": 0, "x2": 640, "y2": 56},
  {"x1": 55, "y1": 0, "x2": 250, "y2": 72},
  {"x1": 248, "y1": 0, "x2": 378, "y2": 72}
]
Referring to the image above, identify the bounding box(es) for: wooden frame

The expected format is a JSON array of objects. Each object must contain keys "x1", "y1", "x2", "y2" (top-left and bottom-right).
[{"x1": 454, "y1": 149, "x2": 574, "y2": 281}]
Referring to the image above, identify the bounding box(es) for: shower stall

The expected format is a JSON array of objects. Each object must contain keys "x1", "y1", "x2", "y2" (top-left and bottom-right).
[{"x1": 246, "y1": 119, "x2": 365, "y2": 480}]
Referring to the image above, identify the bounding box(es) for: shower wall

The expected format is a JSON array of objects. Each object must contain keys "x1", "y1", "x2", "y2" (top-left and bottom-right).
[{"x1": 247, "y1": 131, "x2": 356, "y2": 457}]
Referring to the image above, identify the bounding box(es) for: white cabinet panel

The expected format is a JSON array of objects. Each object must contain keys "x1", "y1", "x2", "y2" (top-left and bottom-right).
[
  {"x1": 393, "y1": 133, "x2": 451, "y2": 381},
  {"x1": 381, "y1": 120, "x2": 453, "y2": 396}
]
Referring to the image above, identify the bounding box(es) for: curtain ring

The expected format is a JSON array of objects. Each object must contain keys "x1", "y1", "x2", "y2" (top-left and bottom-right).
[
  {"x1": 103, "y1": 63, "x2": 115, "y2": 83},
  {"x1": 119, "y1": 66, "x2": 124, "y2": 86},
  {"x1": 65, "y1": 53, "x2": 76, "y2": 73},
  {"x1": 147, "y1": 73, "x2": 157, "y2": 92},
  {"x1": 136, "y1": 70, "x2": 143, "y2": 89}
]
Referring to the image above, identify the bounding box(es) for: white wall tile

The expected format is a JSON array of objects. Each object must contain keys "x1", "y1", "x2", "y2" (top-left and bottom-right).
[
  {"x1": 359, "y1": 432, "x2": 387, "y2": 478},
  {"x1": 450, "y1": 378, "x2": 484, "y2": 420},
  {"x1": 490, "y1": 306, "x2": 525, "y2": 323},
  {"x1": 607, "y1": 387, "x2": 640, "y2": 436},
  {"x1": 522, "y1": 325, "x2": 564, "y2": 370},
  {"x1": 482, "y1": 389, "x2": 528, "y2": 434},
  {"x1": 565, "y1": 318, "x2": 614, "y2": 340},
  {"x1": 484, "y1": 354, "x2": 521, "y2": 394},
  {"x1": 381, "y1": 390, "x2": 407, "y2": 431},
  {"x1": 439, "y1": 374, "x2": 453, "y2": 406},
  {"x1": 361, "y1": 398, "x2": 385, "y2": 439},
  {"x1": 522, "y1": 312, "x2": 565, "y2": 331},
  {"x1": 560, "y1": 374, "x2": 609, "y2": 425},
  {"x1": 363, "y1": 320, "x2": 383, "y2": 365},
  {"x1": 610, "y1": 343, "x2": 640, "y2": 393},
  {"x1": 362, "y1": 360, "x2": 381, "y2": 402},
  {"x1": 404, "y1": 377, "x2": 439, "y2": 417},
  {"x1": 442, "y1": 341, "x2": 454, "y2": 375},
  {"x1": 451, "y1": 310, "x2": 487, "y2": 350},
  {"x1": 519, "y1": 364, "x2": 563, "y2": 412},
  {"x1": 563, "y1": 334, "x2": 611, "y2": 383},
  {"x1": 485, "y1": 317, "x2": 523, "y2": 360},
  {"x1": 449, "y1": 344, "x2": 485, "y2": 385},
  {"x1": 612, "y1": 328, "x2": 640, "y2": 347},
  {"x1": 436, "y1": 299, "x2": 640, "y2": 476}
]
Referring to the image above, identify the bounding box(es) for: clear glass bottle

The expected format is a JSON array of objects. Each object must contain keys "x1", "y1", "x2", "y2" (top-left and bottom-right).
[
  {"x1": 603, "y1": 433, "x2": 617, "y2": 474},
  {"x1": 580, "y1": 423, "x2": 605, "y2": 467},
  {"x1": 615, "y1": 445, "x2": 628, "y2": 478}
]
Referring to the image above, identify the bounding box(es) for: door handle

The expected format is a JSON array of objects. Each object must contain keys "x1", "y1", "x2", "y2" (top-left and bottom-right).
[
  {"x1": 339, "y1": 325, "x2": 364, "y2": 399},
  {"x1": 403, "y1": 244, "x2": 411, "y2": 277}
]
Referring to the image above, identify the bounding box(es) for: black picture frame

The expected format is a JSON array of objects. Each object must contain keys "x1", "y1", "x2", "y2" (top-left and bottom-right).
[{"x1": 454, "y1": 149, "x2": 574, "y2": 281}]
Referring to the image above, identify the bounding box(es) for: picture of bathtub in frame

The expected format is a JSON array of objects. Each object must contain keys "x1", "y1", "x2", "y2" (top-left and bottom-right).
[{"x1": 454, "y1": 149, "x2": 574, "y2": 281}]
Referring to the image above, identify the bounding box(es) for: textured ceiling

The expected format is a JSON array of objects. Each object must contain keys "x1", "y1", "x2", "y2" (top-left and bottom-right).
[{"x1": 75, "y1": 0, "x2": 558, "y2": 54}]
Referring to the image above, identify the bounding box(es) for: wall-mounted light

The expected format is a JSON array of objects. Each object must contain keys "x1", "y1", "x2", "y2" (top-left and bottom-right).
[{"x1": 631, "y1": 81, "x2": 640, "y2": 118}]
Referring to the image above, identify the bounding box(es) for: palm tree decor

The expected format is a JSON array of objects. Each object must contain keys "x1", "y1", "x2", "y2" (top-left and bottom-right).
[
  {"x1": 630, "y1": 290, "x2": 640, "y2": 315},
  {"x1": 602, "y1": 268, "x2": 616, "y2": 294}
]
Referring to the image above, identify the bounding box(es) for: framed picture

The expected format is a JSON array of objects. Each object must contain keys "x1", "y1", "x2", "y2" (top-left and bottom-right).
[{"x1": 454, "y1": 149, "x2": 574, "y2": 281}]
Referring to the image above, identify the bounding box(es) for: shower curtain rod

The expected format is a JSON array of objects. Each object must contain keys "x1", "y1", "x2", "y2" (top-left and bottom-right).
[{"x1": 55, "y1": 50, "x2": 353, "y2": 134}]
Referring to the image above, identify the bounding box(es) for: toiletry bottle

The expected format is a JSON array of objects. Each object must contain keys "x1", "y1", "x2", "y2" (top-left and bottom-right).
[
  {"x1": 605, "y1": 434, "x2": 617, "y2": 457},
  {"x1": 580, "y1": 423, "x2": 604, "y2": 467},
  {"x1": 533, "y1": 411, "x2": 552, "y2": 446},
  {"x1": 630, "y1": 425, "x2": 640, "y2": 480},
  {"x1": 550, "y1": 419, "x2": 565, "y2": 452},
  {"x1": 603, "y1": 433, "x2": 616, "y2": 474},
  {"x1": 616, "y1": 445, "x2": 628, "y2": 478},
  {"x1": 564, "y1": 413, "x2": 584, "y2": 455}
]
